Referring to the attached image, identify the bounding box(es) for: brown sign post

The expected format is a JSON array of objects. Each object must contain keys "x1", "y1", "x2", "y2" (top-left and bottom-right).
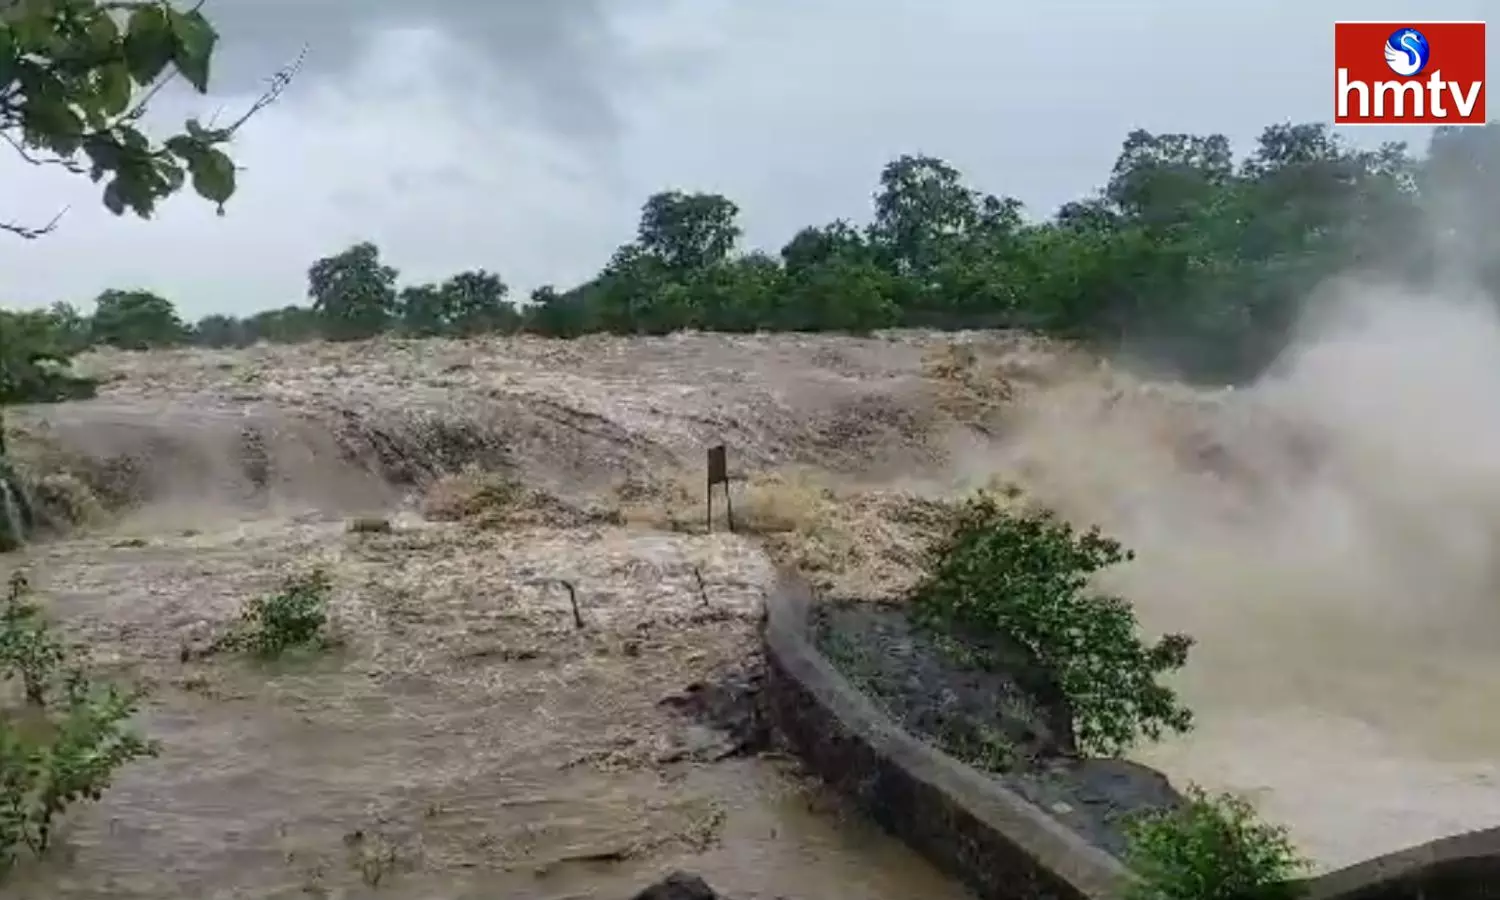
[{"x1": 705, "y1": 444, "x2": 734, "y2": 533}]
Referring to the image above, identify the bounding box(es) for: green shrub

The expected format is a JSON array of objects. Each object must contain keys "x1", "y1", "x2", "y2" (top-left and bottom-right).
[
  {"x1": 0, "y1": 572, "x2": 159, "y2": 873},
  {"x1": 216, "y1": 569, "x2": 334, "y2": 659},
  {"x1": 910, "y1": 490, "x2": 1194, "y2": 755},
  {"x1": 1125, "y1": 785, "x2": 1308, "y2": 900},
  {"x1": 0, "y1": 573, "x2": 65, "y2": 705}
]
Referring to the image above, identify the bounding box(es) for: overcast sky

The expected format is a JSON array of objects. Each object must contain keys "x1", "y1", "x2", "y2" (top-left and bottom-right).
[{"x1": 1, "y1": 0, "x2": 1495, "y2": 318}]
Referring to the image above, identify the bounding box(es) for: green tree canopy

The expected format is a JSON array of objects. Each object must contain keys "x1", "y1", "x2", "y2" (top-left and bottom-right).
[
  {"x1": 308, "y1": 242, "x2": 399, "y2": 342},
  {"x1": 89, "y1": 287, "x2": 184, "y2": 349}
]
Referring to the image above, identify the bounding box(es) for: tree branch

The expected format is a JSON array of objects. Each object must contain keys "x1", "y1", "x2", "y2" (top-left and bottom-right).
[
  {"x1": 215, "y1": 45, "x2": 306, "y2": 136},
  {"x1": 0, "y1": 128, "x2": 86, "y2": 172},
  {"x1": 0, "y1": 207, "x2": 69, "y2": 239}
]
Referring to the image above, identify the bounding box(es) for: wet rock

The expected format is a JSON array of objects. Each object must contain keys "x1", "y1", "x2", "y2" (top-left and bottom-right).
[
  {"x1": 178, "y1": 618, "x2": 220, "y2": 662},
  {"x1": 346, "y1": 515, "x2": 392, "y2": 533},
  {"x1": 812, "y1": 600, "x2": 1074, "y2": 764},
  {"x1": 658, "y1": 665, "x2": 771, "y2": 757},
  {"x1": 809, "y1": 598, "x2": 1187, "y2": 859},
  {"x1": 1011, "y1": 758, "x2": 1184, "y2": 857},
  {"x1": 629, "y1": 871, "x2": 723, "y2": 900}
]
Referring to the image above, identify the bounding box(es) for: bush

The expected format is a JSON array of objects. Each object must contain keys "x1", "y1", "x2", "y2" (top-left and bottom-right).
[
  {"x1": 0, "y1": 574, "x2": 65, "y2": 705},
  {"x1": 0, "y1": 572, "x2": 159, "y2": 873},
  {"x1": 1124, "y1": 785, "x2": 1308, "y2": 900},
  {"x1": 910, "y1": 490, "x2": 1194, "y2": 755},
  {"x1": 215, "y1": 569, "x2": 334, "y2": 659}
]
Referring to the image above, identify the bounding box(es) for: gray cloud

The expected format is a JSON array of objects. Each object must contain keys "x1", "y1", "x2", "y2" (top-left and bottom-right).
[
  {"x1": 1, "y1": 0, "x2": 1496, "y2": 319},
  {"x1": 202, "y1": 0, "x2": 678, "y2": 141}
]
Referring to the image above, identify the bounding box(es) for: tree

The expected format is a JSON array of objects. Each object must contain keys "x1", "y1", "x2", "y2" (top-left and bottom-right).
[
  {"x1": 0, "y1": 306, "x2": 97, "y2": 406},
  {"x1": 89, "y1": 288, "x2": 185, "y2": 349},
  {"x1": 0, "y1": 0, "x2": 297, "y2": 238},
  {"x1": 244, "y1": 305, "x2": 318, "y2": 344},
  {"x1": 1423, "y1": 124, "x2": 1500, "y2": 291},
  {"x1": 191, "y1": 313, "x2": 251, "y2": 348},
  {"x1": 635, "y1": 190, "x2": 741, "y2": 271},
  {"x1": 308, "y1": 242, "x2": 398, "y2": 341},
  {"x1": 1105, "y1": 130, "x2": 1236, "y2": 227},
  {"x1": 398, "y1": 271, "x2": 517, "y2": 337},
  {"x1": 397, "y1": 283, "x2": 447, "y2": 337},
  {"x1": 868, "y1": 154, "x2": 983, "y2": 279},
  {"x1": 15, "y1": 117, "x2": 1494, "y2": 393},
  {"x1": 780, "y1": 255, "x2": 899, "y2": 332},
  {"x1": 438, "y1": 270, "x2": 517, "y2": 336},
  {"x1": 522, "y1": 284, "x2": 591, "y2": 338},
  {"x1": 686, "y1": 253, "x2": 785, "y2": 332},
  {"x1": 779, "y1": 220, "x2": 868, "y2": 277},
  {"x1": 42, "y1": 302, "x2": 89, "y2": 354},
  {"x1": 562, "y1": 243, "x2": 674, "y2": 334}
]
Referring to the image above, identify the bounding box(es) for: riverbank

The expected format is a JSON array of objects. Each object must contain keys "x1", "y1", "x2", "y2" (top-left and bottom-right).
[{"x1": 811, "y1": 598, "x2": 1183, "y2": 859}]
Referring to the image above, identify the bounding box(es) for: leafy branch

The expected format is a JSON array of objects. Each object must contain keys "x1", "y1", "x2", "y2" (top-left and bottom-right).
[
  {"x1": 0, "y1": 0, "x2": 303, "y2": 237},
  {"x1": 910, "y1": 490, "x2": 1195, "y2": 756},
  {"x1": 0, "y1": 571, "x2": 160, "y2": 873}
]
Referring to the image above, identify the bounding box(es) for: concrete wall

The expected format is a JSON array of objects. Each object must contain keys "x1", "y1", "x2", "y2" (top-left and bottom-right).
[
  {"x1": 760, "y1": 568, "x2": 1500, "y2": 900},
  {"x1": 761, "y1": 569, "x2": 1129, "y2": 900},
  {"x1": 1301, "y1": 829, "x2": 1500, "y2": 900}
]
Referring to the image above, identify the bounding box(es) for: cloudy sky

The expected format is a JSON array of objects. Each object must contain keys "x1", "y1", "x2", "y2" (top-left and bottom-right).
[{"x1": 1, "y1": 0, "x2": 1494, "y2": 318}]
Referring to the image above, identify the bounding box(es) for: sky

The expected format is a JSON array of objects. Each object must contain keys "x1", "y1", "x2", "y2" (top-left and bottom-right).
[{"x1": 1, "y1": 0, "x2": 1495, "y2": 319}]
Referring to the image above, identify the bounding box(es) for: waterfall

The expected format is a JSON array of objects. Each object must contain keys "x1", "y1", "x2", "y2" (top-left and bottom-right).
[{"x1": 0, "y1": 474, "x2": 22, "y2": 551}]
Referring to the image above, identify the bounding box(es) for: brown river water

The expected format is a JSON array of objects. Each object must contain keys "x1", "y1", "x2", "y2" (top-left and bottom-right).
[
  {"x1": 3, "y1": 515, "x2": 972, "y2": 899},
  {"x1": 0, "y1": 331, "x2": 987, "y2": 898},
  {"x1": 8, "y1": 312, "x2": 1500, "y2": 894}
]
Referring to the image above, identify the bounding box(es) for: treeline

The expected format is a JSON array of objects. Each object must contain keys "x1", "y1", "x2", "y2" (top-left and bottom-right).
[{"x1": 7, "y1": 121, "x2": 1500, "y2": 384}]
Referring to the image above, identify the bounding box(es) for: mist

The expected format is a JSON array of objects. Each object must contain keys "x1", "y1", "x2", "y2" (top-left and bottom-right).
[{"x1": 972, "y1": 277, "x2": 1500, "y2": 869}]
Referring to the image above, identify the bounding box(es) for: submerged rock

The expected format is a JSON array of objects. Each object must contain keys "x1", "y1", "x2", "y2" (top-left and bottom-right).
[
  {"x1": 658, "y1": 664, "x2": 771, "y2": 758},
  {"x1": 629, "y1": 870, "x2": 724, "y2": 900}
]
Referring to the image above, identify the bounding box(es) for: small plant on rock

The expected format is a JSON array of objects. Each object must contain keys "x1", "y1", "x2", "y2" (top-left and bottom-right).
[
  {"x1": 217, "y1": 569, "x2": 334, "y2": 659},
  {"x1": 1124, "y1": 785, "x2": 1308, "y2": 900},
  {"x1": 0, "y1": 572, "x2": 160, "y2": 873},
  {"x1": 910, "y1": 489, "x2": 1194, "y2": 756}
]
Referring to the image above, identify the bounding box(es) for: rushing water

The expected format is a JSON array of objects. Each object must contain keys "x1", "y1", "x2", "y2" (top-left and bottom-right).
[
  {"x1": 1, "y1": 452, "x2": 972, "y2": 899},
  {"x1": 984, "y1": 293, "x2": 1500, "y2": 872},
  {"x1": 16, "y1": 314, "x2": 1500, "y2": 892}
]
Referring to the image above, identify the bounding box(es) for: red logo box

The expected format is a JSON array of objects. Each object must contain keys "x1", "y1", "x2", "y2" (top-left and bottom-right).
[{"x1": 1334, "y1": 21, "x2": 1486, "y2": 125}]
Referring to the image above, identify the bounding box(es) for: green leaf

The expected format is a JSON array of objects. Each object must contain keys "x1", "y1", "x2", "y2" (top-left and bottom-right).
[
  {"x1": 82, "y1": 134, "x2": 120, "y2": 180},
  {"x1": 83, "y1": 10, "x2": 119, "y2": 58},
  {"x1": 188, "y1": 147, "x2": 234, "y2": 205},
  {"x1": 163, "y1": 134, "x2": 203, "y2": 159},
  {"x1": 116, "y1": 166, "x2": 161, "y2": 217},
  {"x1": 21, "y1": 95, "x2": 82, "y2": 147},
  {"x1": 165, "y1": 7, "x2": 215, "y2": 93},
  {"x1": 122, "y1": 4, "x2": 172, "y2": 84},
  {"x1": 155, "y1": 158, "x2": 184, "y2": 193},
  {"x1": 6, "y1": 0, "x2": 59, "y2": 53},
  {"x1": 100, "y1": 174, "x2": 137, "y2": 217},
  {"x1": 115, "y1": 123, "x2": 148, "y2": 151},
  {"x1": 0, "y1": 26, "x2": 16, "y2": 78},
  {"x1": 95, "y1": 61, "x2": 131, "y2": 117}
]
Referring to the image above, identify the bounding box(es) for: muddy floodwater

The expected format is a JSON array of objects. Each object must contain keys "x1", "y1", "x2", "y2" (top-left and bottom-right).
[
  {"x1": 3, "y1": 515, "x2": 972, "y2": 899},
  {"x1": 8, "y1": 321, "x2": 1500, "y2": 892}
]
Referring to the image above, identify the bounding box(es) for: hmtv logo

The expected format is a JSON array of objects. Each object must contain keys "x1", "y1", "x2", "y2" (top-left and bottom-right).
[{"x1": 1334, "y1": 21, "x2": 1486, "y2": 125}]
